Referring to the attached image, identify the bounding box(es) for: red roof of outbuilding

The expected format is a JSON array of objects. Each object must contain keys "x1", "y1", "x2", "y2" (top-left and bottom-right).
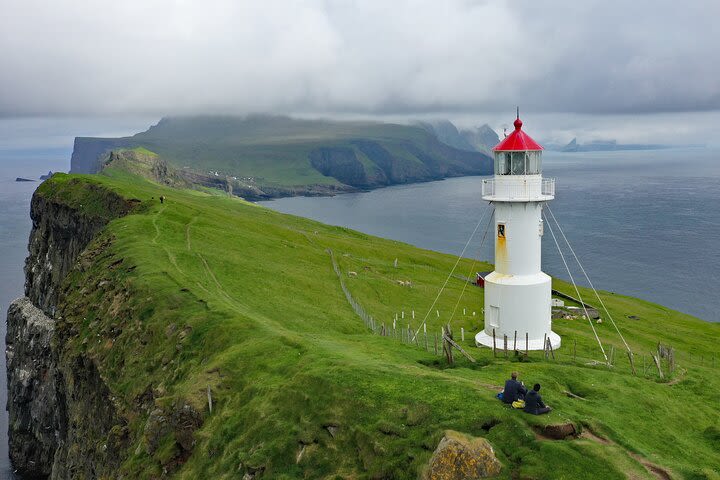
[{"x1": 493, "y1": 117, "x2": 543, "y2": 151}]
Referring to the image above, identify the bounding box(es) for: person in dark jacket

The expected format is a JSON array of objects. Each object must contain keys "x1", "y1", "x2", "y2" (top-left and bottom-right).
[
  {"x1": 502, "y1": 372, "x2": 527, "y2": 404},
  {"x1": 524, "y1": 383, "x2": 552, "y2": 415}
]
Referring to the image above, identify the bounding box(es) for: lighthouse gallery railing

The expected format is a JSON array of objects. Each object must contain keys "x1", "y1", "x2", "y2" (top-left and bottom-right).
[{"x1": 482, "y1": 177, "x2": 555, "y2": 199}]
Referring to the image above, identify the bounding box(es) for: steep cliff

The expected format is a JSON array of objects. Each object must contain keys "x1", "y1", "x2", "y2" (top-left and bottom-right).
[
  {"x1": 70, "y1": 137, "x2": 127, "y2": 174},
  {"x1": 7, "y1": 179, "x2": 136, "y2": 479}
]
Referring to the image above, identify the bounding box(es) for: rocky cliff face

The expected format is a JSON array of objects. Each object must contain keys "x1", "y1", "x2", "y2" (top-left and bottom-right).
[
  {"x1": 24, "y1": 190, "x2": 127, "y2": 314},
  {"x1": 6, "y1": 298, "x2": 58, "y2": 478},
  {"x1": 70, "y1": 137, "x2": 126, "y2": 174},
  {"x1": 6, "y1": 186, "x2": 133, "y2": 479}
]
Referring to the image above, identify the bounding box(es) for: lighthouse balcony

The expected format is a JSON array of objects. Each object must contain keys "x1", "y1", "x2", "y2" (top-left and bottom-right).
[{"x1": 482, "y1": 177, "x2": 555, "y2": 202}]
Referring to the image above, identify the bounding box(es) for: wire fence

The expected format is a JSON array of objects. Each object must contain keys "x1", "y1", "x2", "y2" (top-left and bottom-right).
[{"x1": 327, "y1": 249, "x2": 716, "y2": 378}]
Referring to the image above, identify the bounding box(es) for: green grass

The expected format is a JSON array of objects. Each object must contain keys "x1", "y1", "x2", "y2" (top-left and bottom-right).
[{"x1": 48, "y1": 170, "x2": 720, "y2": 479}]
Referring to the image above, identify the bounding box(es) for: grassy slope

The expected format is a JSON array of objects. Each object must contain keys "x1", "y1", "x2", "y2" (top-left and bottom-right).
[
  {"x1": 75, "y1": 116, "x2": 488, "y2": 187},
  {"x1": 47, "y1": 170, "x2": 720, "y2": 480}
]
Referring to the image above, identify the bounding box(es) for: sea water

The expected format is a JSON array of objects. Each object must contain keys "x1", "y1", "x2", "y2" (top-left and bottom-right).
[{"x1": 261, "y1": 148, "x2": 720, "y2": 323}]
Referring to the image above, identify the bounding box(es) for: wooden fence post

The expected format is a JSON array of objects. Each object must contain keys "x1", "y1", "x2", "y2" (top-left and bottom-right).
[
  {"x1": 513, "y1": 331, "x2": 517, "y2": 352},
  {"x1": 652, "y1": 353, "x2": 664, "y2": 379},
  {"x1": 548, "y1": 338, "x2": 555, "y2": 360},
  {"x1": 503, "y1": 334, "x2": 508, "y2": 358},
  {"x1": 525, "y1": 332, "x2": 529, "y2": 359},
  {"x1": 492, "y1": 328, "x2": 497, "y2": 357},
  {"x1": 443, "y1": 324, "x2": 455, "y2": 364},
  {"x1": 543, "y1": 333, "x2": 548, "y2": 359},
  {"x1": 461, "y1": 327, "x2": 465, "y2": 342},
  {"x1": 434, "y1": 333, "x2": 439, "y2": 355},
  {"x1": 627, "y1": 351, "x2": 637, "y2": 375}
]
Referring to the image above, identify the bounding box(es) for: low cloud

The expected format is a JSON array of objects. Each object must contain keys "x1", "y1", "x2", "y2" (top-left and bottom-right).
[{"x1": 1, "y1": 0, "x2": 718, "y2": 118}]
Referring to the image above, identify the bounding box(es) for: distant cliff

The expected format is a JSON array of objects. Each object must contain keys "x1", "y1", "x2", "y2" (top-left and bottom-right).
[
  {"x1": 543, "y1": 137, "x2": 677, "y2": 152},
  {"x1": 70, "y1": 115, "x2": 492, "y2": 197},
  {"x1": 418, "y1": 120, "x2": 500, "y2": 156}
]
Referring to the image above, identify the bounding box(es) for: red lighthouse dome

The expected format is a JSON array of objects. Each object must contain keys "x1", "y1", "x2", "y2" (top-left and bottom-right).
[{"x1": 493, "y1": 116, "x2": 543, "y2": 152}]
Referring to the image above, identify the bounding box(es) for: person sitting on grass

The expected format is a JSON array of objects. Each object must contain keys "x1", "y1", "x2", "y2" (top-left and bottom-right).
[
  {"x1": 524, "y1": 383, "x2": 552, "y2": 415},
  {"x1": 501, "y1": 372, "x2": 527, "y2": 404}
]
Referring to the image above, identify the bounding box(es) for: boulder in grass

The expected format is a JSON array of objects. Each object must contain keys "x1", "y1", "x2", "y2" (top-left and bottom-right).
[
  {"x1": 423, "y1": 430, "x2": 501, "y2": 479},
  {"x1": 541, "y1": 423, "x2": 577, "y2": 440}
]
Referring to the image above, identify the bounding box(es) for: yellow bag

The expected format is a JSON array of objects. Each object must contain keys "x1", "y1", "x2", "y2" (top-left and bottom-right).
[{"x1": 512, "y1": 400, "x2": 526, "y2": 409}]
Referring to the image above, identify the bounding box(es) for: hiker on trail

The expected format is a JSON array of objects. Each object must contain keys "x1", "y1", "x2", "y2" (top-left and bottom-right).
[
  {"x1": 524, "y1": 384, "x2": 552, "y2": 415},
  {"x1": 501, "y1": 372, "x2": 527, "y2": 404}
]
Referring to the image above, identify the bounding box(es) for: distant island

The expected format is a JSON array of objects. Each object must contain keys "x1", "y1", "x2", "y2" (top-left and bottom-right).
[
  {"x1": 15, "y1": 177, "x2": 34, "y2": 182},
  {"x1": 70, "y1": 115, "x2": 493, "y2": 201},
  {"x1": 544, "y1": 137, "x2": 698, "y2": 152}
]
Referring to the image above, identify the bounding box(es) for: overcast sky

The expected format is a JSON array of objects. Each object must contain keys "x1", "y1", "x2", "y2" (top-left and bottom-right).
[{"x1": 1, "y1": 0, "x2": 719, "y2": 147}]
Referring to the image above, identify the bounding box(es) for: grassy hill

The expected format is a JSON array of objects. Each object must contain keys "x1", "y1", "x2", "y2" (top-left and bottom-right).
[
  {"x1": 71, "y1": 115, "x2": 492, "y2": 195},
  {"x1": 41, "y1": 168, "x2": 720, "y2": 479}
]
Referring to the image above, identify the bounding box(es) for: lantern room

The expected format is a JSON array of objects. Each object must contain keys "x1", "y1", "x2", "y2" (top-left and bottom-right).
[{"x1": 493, "y1": 117, "x2": 543, "y2": 176}]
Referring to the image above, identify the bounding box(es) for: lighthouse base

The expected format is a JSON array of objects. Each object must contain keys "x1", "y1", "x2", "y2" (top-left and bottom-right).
[{"x1": 475, "y1": 330, "x2": 561, "y2": 351}]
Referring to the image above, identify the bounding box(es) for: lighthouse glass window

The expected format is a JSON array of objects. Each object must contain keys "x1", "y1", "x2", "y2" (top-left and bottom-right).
[
  {"x1": 496, "y1": 152, "x2": 541, "y2": 175},
  {"x1": 526, "y1": 151, "x2": 541, "y2": 174}
]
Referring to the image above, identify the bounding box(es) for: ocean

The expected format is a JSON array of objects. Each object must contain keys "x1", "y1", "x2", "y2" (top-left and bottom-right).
[
  {"x1": 0, "y1": 147, "x2": 717, "y2": 476},
  {"x1": 261, "y1": 148, "x2": 720, "y2": 324}
]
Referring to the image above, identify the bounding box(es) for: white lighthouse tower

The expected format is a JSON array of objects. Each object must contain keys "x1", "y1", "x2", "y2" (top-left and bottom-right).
[{"x1": 475, "y1": 114, "x2": 561, "y2": 350}]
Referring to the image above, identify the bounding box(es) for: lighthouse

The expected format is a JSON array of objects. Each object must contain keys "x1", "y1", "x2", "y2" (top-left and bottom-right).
[{"x1": 475, "y1": 114, "x2": 561, "y2": 350}]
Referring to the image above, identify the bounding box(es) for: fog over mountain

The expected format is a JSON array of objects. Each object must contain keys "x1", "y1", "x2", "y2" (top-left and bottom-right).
[{"x1": 1, "y1": 0, "x2": 719, "y2": 146}]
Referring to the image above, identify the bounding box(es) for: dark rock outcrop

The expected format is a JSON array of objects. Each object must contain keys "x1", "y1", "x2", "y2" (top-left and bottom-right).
[
  {"x1": 6, "y1": 298, "x2": 58, "y2": 479},
  {"x1": 24, "y1": 183, "x2": 134, "y2": 314},
  {"x1": 7, "y1": 185, "x2": 133, "y2": 479},
  {"x1": 309, "y1": 147, "x2": 374, "y2": 187},
  {"x1": 70, "y1": 137, "x2": 126, "y2": 174},
  {"x1": 539, "y1": 423, "x2": 578, "y2": 440}
]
